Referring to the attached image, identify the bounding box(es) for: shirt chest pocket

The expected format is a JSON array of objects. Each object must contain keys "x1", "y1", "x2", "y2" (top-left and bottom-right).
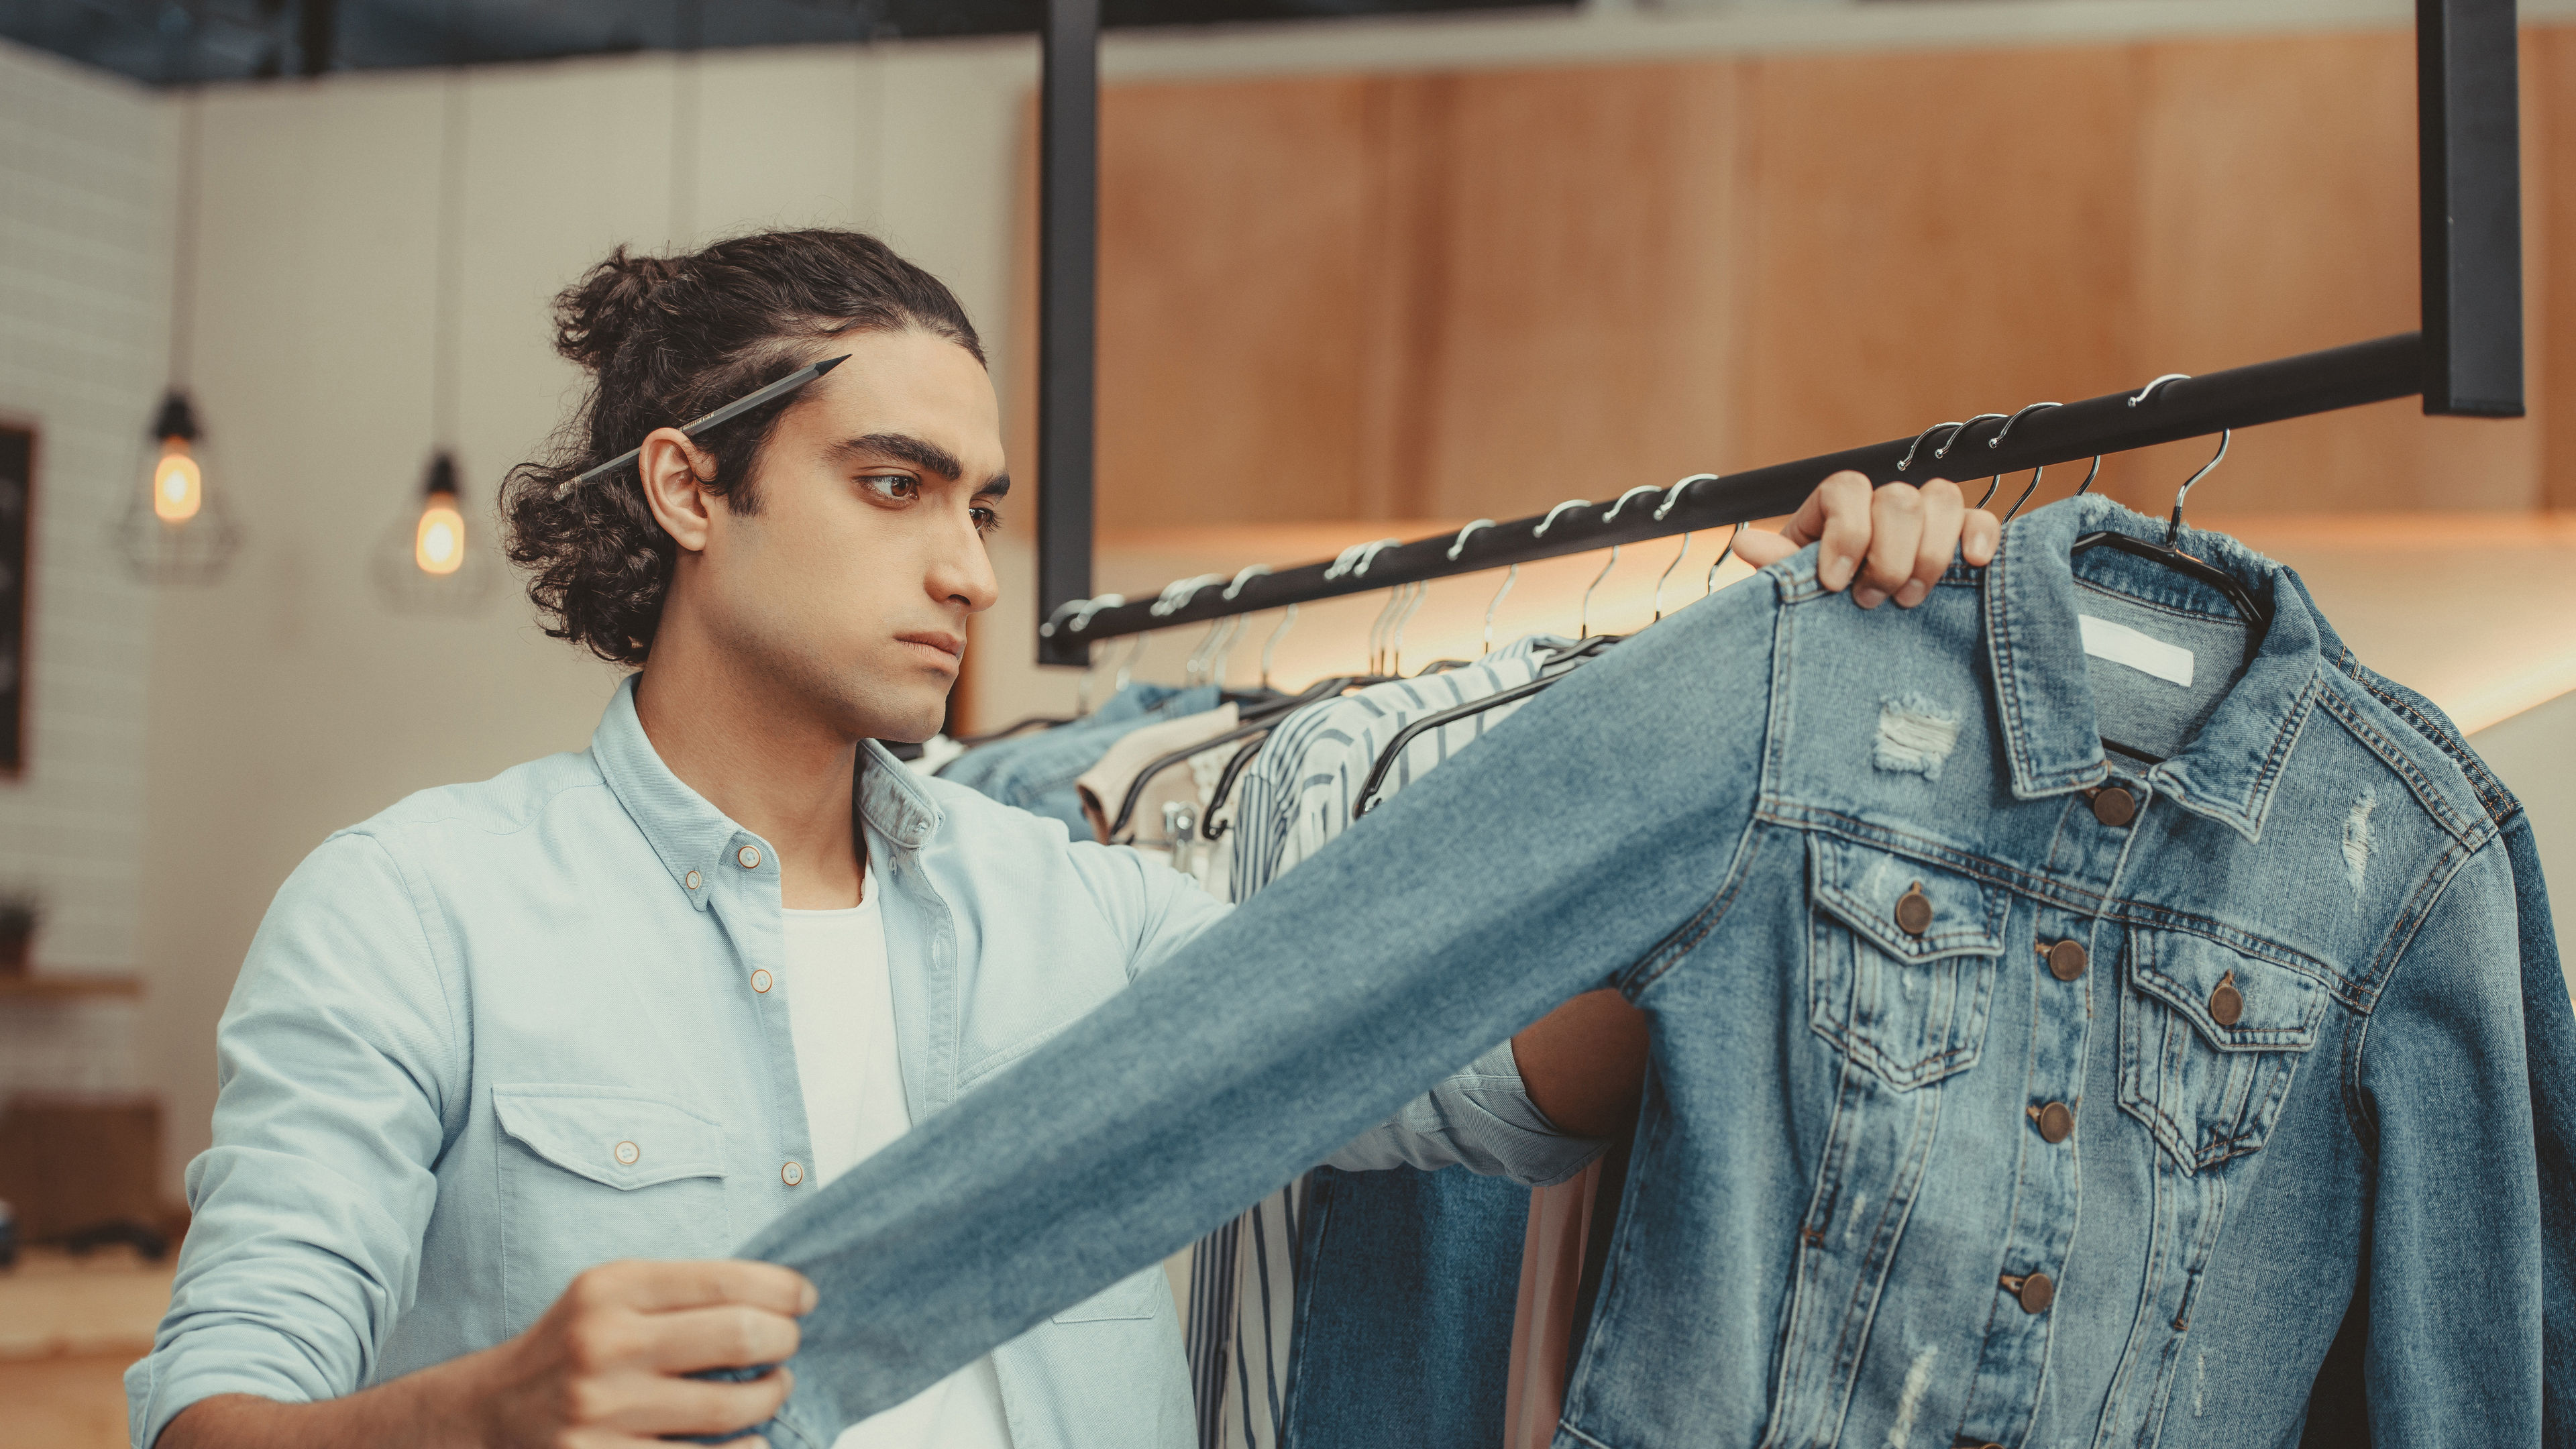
[
  {"x1": 1805, "y1": 837, "x2": 2009, "y2": 1091},
  {"x1": 492, "y1": 1084, "x2": 733, "y2": 1334},
  {"x1": 2117, "y1": 931, "x2": 2328, "y2": 1173}
]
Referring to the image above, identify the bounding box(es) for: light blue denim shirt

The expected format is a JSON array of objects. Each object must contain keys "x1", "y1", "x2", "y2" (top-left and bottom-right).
[{"x1": 125, "y1": 677, "x2": 1595, "y2": 1449}]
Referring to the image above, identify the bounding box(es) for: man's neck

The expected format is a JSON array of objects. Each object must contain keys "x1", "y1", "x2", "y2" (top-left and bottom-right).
[{"x1": 632, "y1": 638, "x2": 865, "y2": 911}]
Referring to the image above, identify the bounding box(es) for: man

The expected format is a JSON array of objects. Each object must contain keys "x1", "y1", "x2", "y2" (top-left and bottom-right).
[{"x1": 133, "y1": 229, "x2": 1997, "y2": 1449}]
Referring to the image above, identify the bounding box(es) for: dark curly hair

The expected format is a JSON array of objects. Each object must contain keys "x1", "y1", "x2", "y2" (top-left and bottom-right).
[{"x1": 501, "y1": 228, "x2": 984, "y2": 666}]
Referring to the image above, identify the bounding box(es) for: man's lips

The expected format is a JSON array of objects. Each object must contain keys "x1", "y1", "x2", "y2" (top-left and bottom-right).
[{"x1": 897, "y1": 631, "x2": 965, "y2": 663}]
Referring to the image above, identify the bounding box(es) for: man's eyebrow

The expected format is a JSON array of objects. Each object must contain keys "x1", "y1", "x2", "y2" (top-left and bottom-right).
[
  {"x1": 831, "y1": 432, "x2": 962, "y2": 480},
  {"x1": 978, "y1": 474, "x2": 1011, "y2": 499}
]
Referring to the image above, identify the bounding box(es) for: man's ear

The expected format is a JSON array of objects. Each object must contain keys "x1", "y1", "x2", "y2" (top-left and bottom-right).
[{"x1": 635, "y1": 427, "x2": 720, "y2": 553}]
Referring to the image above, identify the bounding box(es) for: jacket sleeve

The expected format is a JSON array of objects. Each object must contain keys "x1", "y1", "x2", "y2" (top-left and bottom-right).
[
  {"x1": 2502, "y1": 812, "x2": 2576, "y2": 1448},
  {"x1": 2355, "y1": 838, "x2": 2561, "y2": 1446},
  {"x1": 125, "y1": 831, "x2": 459, "y2": 1449},
  {"x1": 1118, "y1": 816, "x2": 1604, "y2": 1187},
  {"x1": 735, "y1": 574, "x2": 1784, "y2": 1446}
]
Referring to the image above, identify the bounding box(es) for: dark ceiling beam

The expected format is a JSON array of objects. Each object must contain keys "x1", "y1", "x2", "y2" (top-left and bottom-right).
[{"x1": 296, "y1": 0, "x2": 333, "y2": 74}]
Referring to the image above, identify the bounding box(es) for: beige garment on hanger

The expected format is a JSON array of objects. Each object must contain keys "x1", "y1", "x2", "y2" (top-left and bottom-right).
[{"x1": 1076, "y1": 702, "x2": 1240, "y2": 846}]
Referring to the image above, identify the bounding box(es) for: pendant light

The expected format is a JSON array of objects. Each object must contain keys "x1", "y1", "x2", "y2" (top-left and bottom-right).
[
  {"x1": 116, "y1": 92, "x2": 242, "y2": 585},
  {"x1": 374, "y1": 70, "x2": 495, "y2": 614}
]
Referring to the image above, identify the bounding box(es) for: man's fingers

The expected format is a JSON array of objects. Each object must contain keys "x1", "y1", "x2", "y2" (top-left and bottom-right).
[
  {"x1": 1807, "y1": 472, "x2": 1874, "y2": 592},
  {"x1": 1962, "y1": 507, "x2": 2002, "y2": 568},
  {"x1": 1894, "y1": 480, "x2": 1964, "y2": 608},
  {"x1": 620, "y1": 1369, "x2": 795, "y2": 1438},
  {"x1": 1728, "y1": 525, "x2": 1796, "y2": 570},
  {"x1": 1854, "y1": 483, "x2": 1927, "y2": 608},
  {"x1": 644, "y1": 1305, "x2": 804, "y2": 1375},
  {"x1": 604, "y1": 1260, "x2": 817, "y2": 1317}
]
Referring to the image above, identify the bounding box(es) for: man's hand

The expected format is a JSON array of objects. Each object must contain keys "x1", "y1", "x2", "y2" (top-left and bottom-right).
[
  {"x1": 158, "y1": 1258, "x2": 814, "y2": 1449},
  {"x1": 1731, "y1": 472, "x2": 2000, "y2": 609}
]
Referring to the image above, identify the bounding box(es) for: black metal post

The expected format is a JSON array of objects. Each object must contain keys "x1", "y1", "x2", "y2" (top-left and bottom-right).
[
  {"x1": 1049, "y1": 335, "x2": 2424, "y2": 643},
  {"x1": 2418, "y1": 0, "x2": 2524, "y2": 416},
  {"x1": 1036, "y1": 0, "x2": 1100, "y2": 667}
]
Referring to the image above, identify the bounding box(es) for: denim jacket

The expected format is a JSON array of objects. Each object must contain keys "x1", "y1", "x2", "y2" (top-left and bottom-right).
[
  {"x1": 125, "y1": 677, "x2": 1594, "y2": 1449},
  {"x1": 737, "y1": 495, "x2": 2574, "y2": 1448}
]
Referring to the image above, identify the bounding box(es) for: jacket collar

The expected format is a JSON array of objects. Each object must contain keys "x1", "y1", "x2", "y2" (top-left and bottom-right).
[
  {"x1": 588, "y1": 676, "x2": 947, "y2": 909},
  {"x1": 1982, "y1": 494, "x2": 2324, "y2": 843}
]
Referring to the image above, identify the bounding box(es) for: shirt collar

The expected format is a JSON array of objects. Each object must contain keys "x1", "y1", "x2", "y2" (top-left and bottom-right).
[
  {"x1": 1982, "y1": 494, "x2": 2324, "y2": 843},
  {"x1": 588, "y1": 676, "x2": 947, "y2": 910}
]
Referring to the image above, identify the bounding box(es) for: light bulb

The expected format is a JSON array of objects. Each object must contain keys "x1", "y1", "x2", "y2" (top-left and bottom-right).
[
  {"x1": 415, "y1": 492, "x2": 466, "y2": 575},
  {"x1": 153, "y1": 438, "x2": 203, "y2": 523}
]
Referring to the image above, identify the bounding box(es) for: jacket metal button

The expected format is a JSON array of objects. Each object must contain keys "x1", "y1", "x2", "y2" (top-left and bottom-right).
[
  {"x1": 2090, "y1": 785, "x2": 2137, "y2": 826},
  {"x1": 1894, "y1": 883, "x2": 1933, "y2": 936},
  {"x1": 751, "y1": 969, "x2": 772, "y2": 994},
  {"x1": 685, "y1": 869, "x2": 702, "y2": 891},
  {"x1": 2044, "y1": 938, "x2": 2088, "y2": 981},
  {"x1": 614, "y1": 1140, "x2": 639, "y2": 1166},
  {"x1": 781, "y1": 1161, "x2": 804, "y2": 1186},
  {"x1": 2209, "y1": 970, "x2": 2244, "y2": 1026},
  {"x1": 2002, "y1": 1271, "x2": 2055, "y2": 1314},
  {"x1": 737, "y1": 845, "x2": 763, "y2": 870},
  {"x1": 2031, "y1": 1101, "x2": 2075, "y2": 1142}
]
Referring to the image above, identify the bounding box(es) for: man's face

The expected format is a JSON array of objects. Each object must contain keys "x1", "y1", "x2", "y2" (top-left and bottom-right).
[{"x1": 688, "y1": 327, "x2": 1005, "y2": 744}]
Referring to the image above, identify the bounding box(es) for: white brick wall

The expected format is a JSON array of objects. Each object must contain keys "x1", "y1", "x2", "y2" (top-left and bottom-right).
[{"x1": 0, "y1": 40, "x2": 166, "y2": 1091}]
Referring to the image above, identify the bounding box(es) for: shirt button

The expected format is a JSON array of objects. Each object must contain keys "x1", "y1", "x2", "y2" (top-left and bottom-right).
[
  {"x1": 1893, "y1": 882, "x2": 1933, "y2": 937},
  {"x1": 2209, "y1": 970, "x2": 2244, "y2": 1027},
  {"x1": 737, "y1": 845, "x2": 763, "y2": 870},
  {"x1": 2031, "y1": 1101, "x2": 2075, "y2": 1143},
  {"x1": 781, "y1": 1161, "x2": 804, "y2": 1187},
  {"x1": 614, "y1": 1140, "x2": 640, "y2": 1166},
  {"x1": 2043, "y1": 938, "x2": 2088, "y2": 981},
  {"x1": 751, "y1": 969, "x2": 773, "y2": 994},
  {"x1": 2002, "y1": 1270, "x2": 2056, "y2": 1314},
  {"x1": 2090, "y1": 784, "x2": 2138, "y2": 827},
  {"x1": 685, "y1": 869, "x2": 702, "y2": 891}
]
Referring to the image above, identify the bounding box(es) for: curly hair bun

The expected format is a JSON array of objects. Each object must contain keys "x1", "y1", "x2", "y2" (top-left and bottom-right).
[{"x1": 552, "y1": 246, "x2": 682, "y2": 373}]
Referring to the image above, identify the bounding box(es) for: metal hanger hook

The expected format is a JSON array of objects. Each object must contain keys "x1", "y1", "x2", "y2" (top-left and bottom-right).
[
  {"x1": 1387, "y1": 580, "x2": 1427, "y2": 674},
  {"x1": 1324, "y1": 538, "x2": 1401, "y2": 581},
  {"x1": 1483, "y1": 564, "x2": 1518, "y2": 655},
  {"x1": 1603, "y1": 485, "x2": 1662, "y2": 523},
  {"x1": 1653, "y1": 531, "x2": 1693, "y2": 621},
  {"x1": 1988, "y1": 401, "x2": 2062, "y2": 451},
  {"x1": 2129, "y1": 373, "x2": 2191, "y2": 407},
  {"x1": 1534, "y1": 498, "x2": 1593, "y2": 538},
  {"x1": 1152, "y1": 574, "x2": 1224, "y2": 619},
  {"x1": 1937, "y1": 414, "x2": 2008, "y2": 462},
  {"x1": 2000, "y1": 463, "x2": 2047, "y2": 523},
  {"x1": 1260, "y1": 602, "x2": 1297, "y2": 688},
  {"x1": 1655, "y1": 473, "x2": 1719, "y2": 523},
  {"x1": 1896, "y1": 421, "x2": 1966, "y2": 474},
  {"x1": 1447, "y1": 519, "x2": 1497, "y2": 562},
  {"x1": 1708, "y1": 521, "x2": 1748, "y2": 596},
  {"x1": 1580, "y1": 544, "x2": 1621, "y2": 639},
  {"x1": 1111, "y1": 631, "x2": 1150, "y2": 694},
  {"x1": 2165, "y1": 428, "x2": 2230, "y2": 547},
  {"x1": 1222, "y1": 564, "x2": 1271, "y2": 602}
]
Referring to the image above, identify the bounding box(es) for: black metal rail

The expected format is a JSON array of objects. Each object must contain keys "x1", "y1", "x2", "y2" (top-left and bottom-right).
[{"x1": 1032, "y1": 0, "x2": 2522, "y2": 660}]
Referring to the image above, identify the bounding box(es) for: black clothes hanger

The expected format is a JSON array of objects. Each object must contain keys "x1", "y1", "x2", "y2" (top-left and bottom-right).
[
  {"x1": 1349, "y1": 636, "x2": 1625, "y2": 821},
  {"x1": 951, "y1": 714, "x2": 1075, "y2": 749},
  {"x1": 2067, "y1": 425, "x2": 2269, "y2": 656}
]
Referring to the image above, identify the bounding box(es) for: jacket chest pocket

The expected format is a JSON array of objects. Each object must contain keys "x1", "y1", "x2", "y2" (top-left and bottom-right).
[
  {"x1": 493, "y1": 1084, "x2": 733, "y2": 1334},
  {"x1": 2117, "y1": 931, "x2": 2327, "y2": 1173},
  {"x1": 1806, "y1": 837, "x2": 2008, "y2": 1091}
]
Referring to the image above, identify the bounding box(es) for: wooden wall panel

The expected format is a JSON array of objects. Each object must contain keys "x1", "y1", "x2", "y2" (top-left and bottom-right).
[
  {"x1": 2122, "y1": 32, "x2": 2538, "y2": 514},
  {"x1": 1061, "y1": 26, "x2": 2561, "y2": 534},
  {"x1": 1734, "y1": 48, "x2": 2145, "y2": 494},
  {"x1": 1093, "y1": 76, "x2": 1379, "y2": 530},
  {"x1": 1408, "y1": 62, "x2": 1742, "y2": 522},
  {"x1": 2537, "y1": 26, "x2": 2576, "y2": 511}
]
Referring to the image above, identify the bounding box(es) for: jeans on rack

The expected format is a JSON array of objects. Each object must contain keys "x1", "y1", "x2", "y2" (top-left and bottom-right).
[
  {"x1": 736, "y1": 495, "x2": 2575, "y2": 1449},
  {"x1": 938, "y1": 684, "x2": 1222, "y2": 837}
]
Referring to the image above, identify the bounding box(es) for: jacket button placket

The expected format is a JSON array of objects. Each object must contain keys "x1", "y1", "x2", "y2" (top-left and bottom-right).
[{"x1": 1951, "y1": 782, "x2": 2143, "y2": 1442}]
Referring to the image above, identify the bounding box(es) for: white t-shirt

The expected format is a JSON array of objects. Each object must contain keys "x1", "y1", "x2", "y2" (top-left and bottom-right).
[{"x1": 784, "y1": 871, "x2": 1015, "y2": 1449}]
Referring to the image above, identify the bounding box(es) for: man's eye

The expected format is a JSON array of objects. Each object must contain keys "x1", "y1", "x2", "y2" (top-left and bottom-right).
[
  {"x1": 971, "y1": 507, "x2": 1004, "y2": 537},
  {"x1": 860, "y1": 474, "x2": 919, "y2": 502}
]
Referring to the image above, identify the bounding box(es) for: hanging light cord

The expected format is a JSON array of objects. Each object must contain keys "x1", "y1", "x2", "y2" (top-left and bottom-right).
[
  {"x1": 431, "y1": 72, "x2": 467, "y2": 449},
  {"x1": 168, "y1": 93, "x2": 202, "y2": 392}
]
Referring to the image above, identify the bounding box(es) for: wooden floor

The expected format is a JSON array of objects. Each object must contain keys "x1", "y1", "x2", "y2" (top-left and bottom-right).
[{"x1": 0, "y1": 1249, "x2": 170, "y2": 1449}]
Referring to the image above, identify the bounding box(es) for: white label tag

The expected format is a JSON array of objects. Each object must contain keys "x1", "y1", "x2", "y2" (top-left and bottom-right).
[{"x1": 2080, "y1": 614, "x2": 2195, "y2": 687}]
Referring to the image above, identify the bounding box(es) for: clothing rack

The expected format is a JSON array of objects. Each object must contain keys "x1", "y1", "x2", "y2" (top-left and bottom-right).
[{"x1": 1032, "y1": 0, "x2": 2522, "y2": 664}]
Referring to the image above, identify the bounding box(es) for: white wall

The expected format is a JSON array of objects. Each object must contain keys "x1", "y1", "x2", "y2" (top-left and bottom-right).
[{"x1": 0, "y1": 44, "x2": 168, "y2": 1097}]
